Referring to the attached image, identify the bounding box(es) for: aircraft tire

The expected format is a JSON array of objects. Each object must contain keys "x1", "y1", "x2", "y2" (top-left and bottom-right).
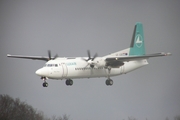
[
  {"x1": 106, "y1": 80, "x2": 109, "y2": 85},
  {"x1": 109, "y1": 79, "x2": 113, "y2": 85},
  {"x1": 42, "y1": 82, "x2": 48, "y2": 87},
  {"x1": 105, "y1": 79, "x2": 113, "y2": 86},
  {"x1": 66, "y1": 80, "x2": 69, "y2": 85},
  {"x1": 66, "y1": 79, "x2": 73, "y2": 86},
  {"x1": 69, "y1": 79, "x2": 73, "y2": 86}
]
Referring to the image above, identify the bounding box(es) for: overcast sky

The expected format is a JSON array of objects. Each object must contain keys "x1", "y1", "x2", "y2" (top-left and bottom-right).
[{"x1": 0, "y1": 0, "x2": 179, "y2": 120}]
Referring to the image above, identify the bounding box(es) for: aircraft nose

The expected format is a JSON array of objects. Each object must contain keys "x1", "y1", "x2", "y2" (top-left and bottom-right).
[
  {"x1": 35, "y1": 68, "x2": 48, "y2": 76},
  {"x1": 35, "y1": 69, "x2": 42, "y2": 75}
]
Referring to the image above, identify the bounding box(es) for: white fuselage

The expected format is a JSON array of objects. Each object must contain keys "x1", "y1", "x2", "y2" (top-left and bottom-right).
[
  {"x1": 35, "y1": 57, "x2": 148, "y2": 80},
  {"x1": 7, "y1": 22, "x2": 170, "y2": 87}
]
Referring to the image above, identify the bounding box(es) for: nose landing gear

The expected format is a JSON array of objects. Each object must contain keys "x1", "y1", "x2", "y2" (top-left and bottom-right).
[
  {"x1": 41, "y1": 77, "x2": 48, "y2": 87},
  {"x1": 42, "y1": 82, "x2": 48, "y2": 87}
]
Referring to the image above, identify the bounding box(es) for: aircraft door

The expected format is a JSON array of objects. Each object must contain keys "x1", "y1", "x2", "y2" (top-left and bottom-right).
[
  {"x1": 50, "y1": 67, "x2": 53, "y2": 75},
  {"x1": 61, "y1": 63, "x2": 68, "y2": 78}
]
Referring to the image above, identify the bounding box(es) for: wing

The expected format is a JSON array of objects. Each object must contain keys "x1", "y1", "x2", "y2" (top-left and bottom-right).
[
  {"x1": 105, "y1": 52, "x2": 171, "y2": 67},
  {"x1": 7, "y1": 54, "x2": 50, "y2": 61}
]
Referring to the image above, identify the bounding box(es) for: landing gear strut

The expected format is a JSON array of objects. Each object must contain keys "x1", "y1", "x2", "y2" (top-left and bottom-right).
[
  {"x1": 66, "y1": 79, "x2": 73, "y2": 86},
  {"x1": 41, "y1": 77, "x2": 48, "y2": 87},
  {"x1": 105, "y1": 66, "x2": 113, "y2": 86}
]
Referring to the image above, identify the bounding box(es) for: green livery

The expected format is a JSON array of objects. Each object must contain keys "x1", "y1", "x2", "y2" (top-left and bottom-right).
[{"x1": 129, "y1": 22, "x2": 146, "y2": 56}]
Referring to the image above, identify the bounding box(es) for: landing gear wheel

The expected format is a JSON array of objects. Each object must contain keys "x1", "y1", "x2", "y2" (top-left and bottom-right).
[
  {"x1": 105, "y1": 79, "x2": 113, "y2": 86},
  {"x1": 66, "y1": 79, "x2": 73, "y2": 86},
  {"x1": 106, "y1": 80, "x2": 109, "y2": 85},
  {"x1": 69, "y1": 80, "x2": 73, "y2": 86},
  {"x1": 42, "y1": 82, "x2": 48, "y2": 87}
]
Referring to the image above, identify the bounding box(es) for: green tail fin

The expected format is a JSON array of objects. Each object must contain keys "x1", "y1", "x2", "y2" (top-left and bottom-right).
[{"x1": 129, "y1": 23, "x2": 145, "y2": 56}]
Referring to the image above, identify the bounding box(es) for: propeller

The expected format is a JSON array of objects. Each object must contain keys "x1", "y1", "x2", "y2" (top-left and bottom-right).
[
  {"x1": 83, "y1": 50, "x2": 98, "y2": 61},
  {"x1": 83, "y1": 50, "x2": 98, "y2": 68},
  {"x1": 47, "y1": 50, "x2": 58, "y2": 61}
]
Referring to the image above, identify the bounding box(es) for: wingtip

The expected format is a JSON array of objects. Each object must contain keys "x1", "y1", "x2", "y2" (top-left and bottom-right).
[
  {"x1": 166, "y1": 52, "x2": 172, "y2": 56},
  {"x1": 161, "y1": 52, "x2": 172, "y2": 56},
  {"x1": 7, "y1": 54, "x2": 11, "y2": 57}
]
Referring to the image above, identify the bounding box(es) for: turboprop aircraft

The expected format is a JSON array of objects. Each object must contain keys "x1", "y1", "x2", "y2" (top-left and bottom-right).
[{"x1": 7, "y1": 23, "x2": 171, "y2": 87}]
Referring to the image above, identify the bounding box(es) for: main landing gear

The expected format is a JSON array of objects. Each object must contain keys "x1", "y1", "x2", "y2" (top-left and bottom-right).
[
  {"x1": 105, "y1": 79, "x2": 113, "y2": 86},
  {"x1": 105, "y1": 66, "x2": 113, "y2": 86},
  {"x1": 66, "y1": 79, "x2": 73, "y2": 86}
]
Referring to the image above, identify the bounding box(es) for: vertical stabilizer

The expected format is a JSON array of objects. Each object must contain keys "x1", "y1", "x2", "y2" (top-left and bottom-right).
[{"x1": 129, "y1": 23, "x2": 145, "y2": 55}]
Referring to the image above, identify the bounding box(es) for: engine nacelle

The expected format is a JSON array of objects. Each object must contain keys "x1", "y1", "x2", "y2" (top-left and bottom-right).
[{"x1": 95, "y1": 58, "x2": 106, "y2": 67}]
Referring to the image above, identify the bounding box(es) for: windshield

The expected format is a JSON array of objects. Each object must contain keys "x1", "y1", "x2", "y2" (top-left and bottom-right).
[{"x1": 44, "y1": 64, "x2": 58, "y2": 67}]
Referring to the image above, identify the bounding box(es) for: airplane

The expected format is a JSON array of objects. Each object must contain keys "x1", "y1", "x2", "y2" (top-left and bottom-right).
[{"x1": 7, "y1": 23, "x2": 171, "y2": 87}]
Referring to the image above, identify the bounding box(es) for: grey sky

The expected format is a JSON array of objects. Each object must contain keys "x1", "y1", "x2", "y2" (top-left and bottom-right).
[{"x1": 0, "y1": 0, "x2": 179, "y2": 120}]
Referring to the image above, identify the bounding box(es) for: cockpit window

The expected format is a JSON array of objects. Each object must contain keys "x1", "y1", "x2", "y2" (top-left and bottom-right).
[{"x1": 44, "y1": 64, "x2": 58, "y2": 67}]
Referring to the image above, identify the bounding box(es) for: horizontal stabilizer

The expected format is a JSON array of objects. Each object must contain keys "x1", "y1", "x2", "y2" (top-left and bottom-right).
[{"x1": 105, "y1": 52, "x2": 171, "y2": 66}]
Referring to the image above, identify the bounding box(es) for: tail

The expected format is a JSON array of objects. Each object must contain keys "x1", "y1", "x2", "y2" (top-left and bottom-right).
[
  {"x1": 129, "y1": 22, "x2": 145, "y2": 56},
  {"x1": 104, "y1": 22, "x2": 146, "y2": 57}
]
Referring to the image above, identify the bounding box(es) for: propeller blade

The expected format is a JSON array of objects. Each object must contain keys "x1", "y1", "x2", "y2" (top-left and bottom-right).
[
  {"x1": 84, "y1": 63, "x2": 90, "y2": 68},
  {"x1": 47, "y1": 50, "x2": 59, "y2": 60},
  {"x1": 54, "y1": 54, "x2": 58, "y2": 60},
  {"x1": 48, "y1": 50, "x2": 51, "y2": 60},
  {"x1": 82, "y1": 57, "x2": 87, "y2": 62},
  {"x1": 92, "y1": 53, "x2": 98, "y2": 61},
  {"x1": 83, "y1": 50, "x2": 98, "y2": 68},
  {"x1": 87, "y1": 50, "x2": 91, "y2": 61}
]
